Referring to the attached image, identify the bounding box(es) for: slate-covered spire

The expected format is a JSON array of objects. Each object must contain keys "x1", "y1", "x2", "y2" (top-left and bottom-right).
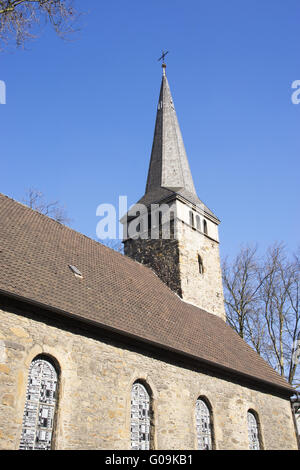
[
  {"x1": 145, "y1": 63, "x2": 197, "y2": 195},
  {"x1": 137, "y1": 63, "x2": 217, "y2": 220}
]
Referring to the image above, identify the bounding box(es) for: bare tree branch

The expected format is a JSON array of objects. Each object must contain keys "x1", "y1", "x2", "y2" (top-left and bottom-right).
[
  {"x1": 222, "y1": 243, "x2": 300, "y2": 389},
  {"x1": 99, "y1": 238, "x2": 124, "y2": 254},
  {"x1": 0, "y1": 0, "x2": 80, "y2": 49},
  {"x1": 23, "y1": 187, "x2": 72, "y2": 225}
]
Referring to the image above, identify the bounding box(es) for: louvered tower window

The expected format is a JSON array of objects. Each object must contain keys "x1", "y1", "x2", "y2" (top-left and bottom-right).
[
  {"x1": 19, "y1": 357, "x2": 58, "y2": 450},
  {"x1": 189, "y1": 211, "x2": 195, "y2": 228},
  {"x1": 247, "y1": 411, "x2": 260, "y2": 450},
  {"x1": 131, "y1": 382, "x2": 151, "y2": 450},
  {"x1": 195, "y1": 398, "x2": 213, "y2": 450}
]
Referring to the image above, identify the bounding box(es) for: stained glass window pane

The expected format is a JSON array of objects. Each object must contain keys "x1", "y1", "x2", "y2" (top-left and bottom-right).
[
  {"x1": 19, "y1": 358, "x2": 58, "y2": 450},
  {"x1": 247, "y1": 411, "x2": 260, "y2": 450},
  {"x1": 131, "y1": 383, "x2": 151, "y2": 450},
  {"x1": 195, "y1": 399, "x2": 212, "y2": 450}
]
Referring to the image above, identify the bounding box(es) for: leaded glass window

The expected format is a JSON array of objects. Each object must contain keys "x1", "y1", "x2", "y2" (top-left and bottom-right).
[
  {"x1": 19, "y1": 357, "x2": 58, "y2": 450},
  {"x1": 247, "y1": 411, "x2": 260, "y2": 450},
  {"x1": 195, "y1": 398, "x2": 212, "y2": 450},
  {"x1": 131, "y1": 382, "x2": 151, "y2": 450}
]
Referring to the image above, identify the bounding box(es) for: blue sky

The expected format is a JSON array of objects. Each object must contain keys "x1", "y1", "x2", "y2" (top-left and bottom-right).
[{"x1": 0, "y1": 0, "x2": 299, "y2": 260}]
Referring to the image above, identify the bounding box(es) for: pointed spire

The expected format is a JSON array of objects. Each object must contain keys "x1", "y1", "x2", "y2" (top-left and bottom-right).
[
  {"x1": 136, "y1": 63, "x2": 218, "y2": 220},
  {"x1": 145, "y1": 64, "x2": 197, "y2": 196}
]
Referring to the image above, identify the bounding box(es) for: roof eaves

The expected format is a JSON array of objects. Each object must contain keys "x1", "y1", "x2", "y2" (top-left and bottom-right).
[{"x1": 0, "y1": 287, "x2": 294, "y2": 398}]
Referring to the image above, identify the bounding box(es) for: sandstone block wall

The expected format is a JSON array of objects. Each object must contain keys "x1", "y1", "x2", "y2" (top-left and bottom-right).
[
  {"x1": 124, "y1": 216, "x2": 226, "y2": 321},
  {"x1": 0, "y1": 305, "x2": 297, "y2": 450},
  {"x1": 124, "y1": 234, "x2": 182, "y2": 298},
  {"x1": 177, "y1": 221, "x2": 226, "y2": 320}
]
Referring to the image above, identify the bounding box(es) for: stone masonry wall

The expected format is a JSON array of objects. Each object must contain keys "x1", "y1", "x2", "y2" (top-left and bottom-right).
[
  {"x1": 0, "y1": 306, "x2": 297, "y2": 450},
  {"x1": 124, "y1": 234, "x2": 182, "y2": 298},
  {"x1": 177, "y1": 221, "x2": 226, "y2": 320},
  {"x1": 124, "y1": 218, "x2": 226, "y2": 321}
]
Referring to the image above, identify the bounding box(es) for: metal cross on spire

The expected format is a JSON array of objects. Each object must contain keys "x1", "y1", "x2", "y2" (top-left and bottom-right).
[{"x1": 158, "y1": 50, "x2": 169, "y2": 65}]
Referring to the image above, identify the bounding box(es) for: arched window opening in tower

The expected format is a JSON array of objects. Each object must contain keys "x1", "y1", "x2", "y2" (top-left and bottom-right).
[
  {"x1": 148, "y1": 211, "x2": 152, "y2": 238},
  {"x1": 189, "y1": 211, "x2": 195, "y2": 228},
  {"x1": 195, "y1": 398, "x2": 213, "y2": 450},
  {"x1": 196, "y1": 215, "x2": 201, "y2": 231},
  {"x1": 19, "y1": 356, "x2": 59, "y2": 450},
  {"x1": 131, "y1": 382, "x2": 152, "y2": 450},
  {"x1": 169, "y1": 210, "x2": 175, "y2": 239},
  {"x1": 203, "y1": 219, "x2": 208, "y2": 235}
]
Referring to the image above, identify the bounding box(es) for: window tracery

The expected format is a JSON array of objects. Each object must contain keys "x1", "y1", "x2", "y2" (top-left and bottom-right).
[
  {"x1": 247, "y1": 411, "x2": 260, "y2": 450},
  {"x1": 131, "y1": 382, "x2": 151, "y2": 450},
  {"x1": 19, "y1": 357, "x2": 58, "y2": 450},
  {"x1": 195, "y1": 398, "x2": 212, "y2": 450}
]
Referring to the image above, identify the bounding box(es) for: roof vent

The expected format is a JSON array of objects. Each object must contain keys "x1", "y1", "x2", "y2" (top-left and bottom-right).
[{"x1": 69, "y1": 265, "x2": 83, "y2": 279}]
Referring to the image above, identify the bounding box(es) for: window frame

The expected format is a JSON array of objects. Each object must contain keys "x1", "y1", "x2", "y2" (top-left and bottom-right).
[
  {"x1": 247, "y1": 409, "x2": 262, "y2": 450},
  {"x1": 19, "y1": 355, "x2": 60, "y2": 451},
  {"x1": 195, "y1": 396, "x2": 214, "y2": 450},
  {"x1": 130, "y1": 381, "x2": 153, "y2": 450}
]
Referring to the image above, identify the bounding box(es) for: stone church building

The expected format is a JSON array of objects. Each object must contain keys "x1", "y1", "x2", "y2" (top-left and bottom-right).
[{"x1": 0, "y1": 64, "x2": 298, "y2": 450}]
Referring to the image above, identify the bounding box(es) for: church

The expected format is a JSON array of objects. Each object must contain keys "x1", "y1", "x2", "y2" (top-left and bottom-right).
[{"x1": 0, "y1": 62, "x2": 298, "y2": 450}]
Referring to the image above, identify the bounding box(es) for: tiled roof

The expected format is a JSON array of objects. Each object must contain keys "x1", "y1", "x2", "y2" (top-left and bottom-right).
[{"x1": 0, "y1": 193, "x2": 293, "y2": 394}]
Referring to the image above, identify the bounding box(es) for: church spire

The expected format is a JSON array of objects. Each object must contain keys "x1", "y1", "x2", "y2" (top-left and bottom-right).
[
  {"x1": 123, "y1": 63, "x2": 225, "y2": 319},
  {"x1": 145, "y1": 63, "x2": 198, "y2": 196}
]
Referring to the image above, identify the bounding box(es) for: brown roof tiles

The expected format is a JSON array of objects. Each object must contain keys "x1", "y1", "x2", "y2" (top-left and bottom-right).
[{"x1": 0, "y1": 193, "x2": 293, "y2": 394}]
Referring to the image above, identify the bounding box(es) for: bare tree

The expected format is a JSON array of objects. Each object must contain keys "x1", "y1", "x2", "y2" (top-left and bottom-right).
[
  {"x1": 99, "y1": 238, "x2": 124, "y2": 254},
  {"x1": 23, "y1": 187, "x2": 71, "y2": 225},
  {"x1": 222, "y1": 245, "x2": 265, "y2": 343},
  {"x1": 222, "y1": 243, "x2": 300, "y2": 389},
  {"x1": 258, "y1": 245, "x2": 291, "y2": 375},
  {"x1": 0, "y1": 0, "x2": 79, "y2": 49}
]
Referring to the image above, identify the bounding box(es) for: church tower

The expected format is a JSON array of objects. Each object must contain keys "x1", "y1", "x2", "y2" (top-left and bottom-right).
[{"x1": 122, "y1": 62, "x2": 226, "y2": 321}]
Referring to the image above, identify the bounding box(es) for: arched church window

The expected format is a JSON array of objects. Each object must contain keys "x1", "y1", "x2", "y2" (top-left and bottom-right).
[
  {"x1": 196, "y1": 215, "x2": 201, "y2": 231},
  {"x1": 198, "y1": 255, "x2": 204, "y2": 274},
  {"x1": 19, "y1": 356, "x2": 59, "y2": 450},
  {"x1": 247, "y1": 410, "x2": 261, "y2": 450},
  {"x1": 195, "y1": 398, "x2": 213, "y2": 450},
  {"x1": 131, "y1": 381, "x2": 152, "y2": 450},
  {"x1": 203, "y1": 219, "x2": 208, "y2": 235}
]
